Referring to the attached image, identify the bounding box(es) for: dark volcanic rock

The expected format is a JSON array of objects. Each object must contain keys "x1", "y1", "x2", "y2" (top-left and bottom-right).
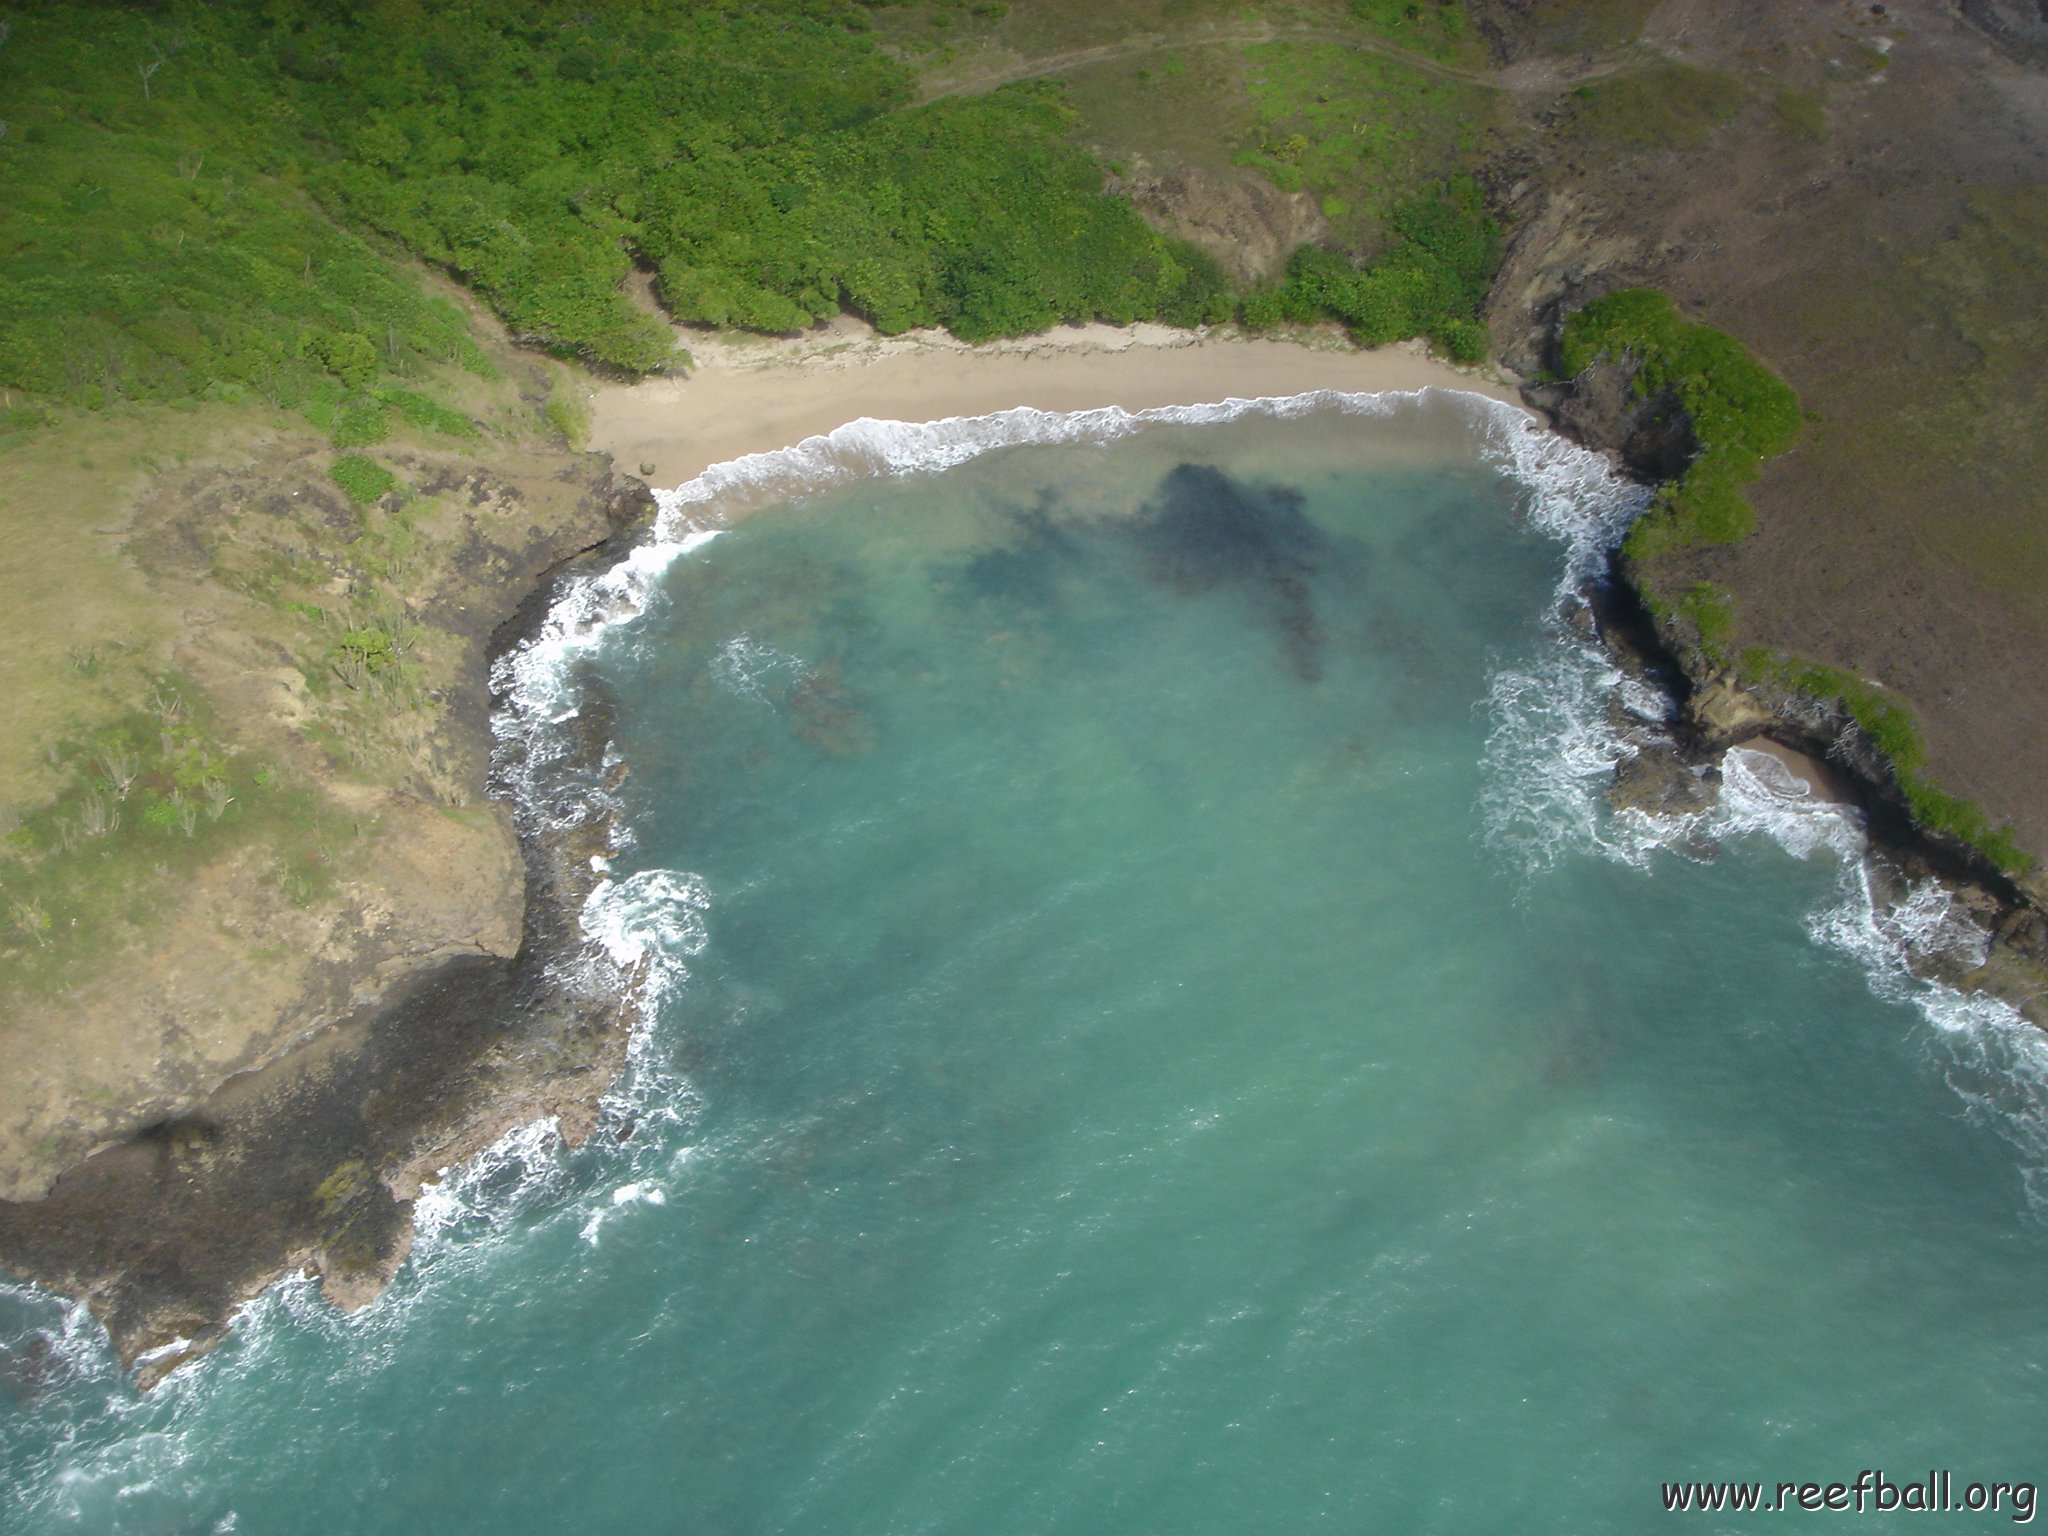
[
  {"x1": 1960, "y1": 0, "x2": 2048, "y2": 64},
  {"x1": 0, "y1": 480, "x2": 660, "y2": 1385},
  {"x1": 1521, "y1": 362, "x2": 1697, "y2": 483},
  {"x1": 1608, "y1": 742, "x2": 1718, "y2": 818}
]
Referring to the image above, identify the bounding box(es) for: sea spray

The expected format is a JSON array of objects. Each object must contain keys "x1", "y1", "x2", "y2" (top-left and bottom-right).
[
  {"x1": 487, "y1": 389, "x2": 1586, "y2": 1166},
  {"x1": 13, "y1": 390, "x2": 2048, "y2": 1534},
  {"x1": 1476, "y1": 574, "x2": 2048, "y2": 1210},
  {"x1": 493, "y1": 386, "x2": 1628, "y2": 1033}
]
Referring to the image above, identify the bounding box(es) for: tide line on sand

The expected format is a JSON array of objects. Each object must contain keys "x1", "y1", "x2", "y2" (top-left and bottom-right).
[{"x1": 585, "y1": 318, "x2": 1524, "y2": 492}]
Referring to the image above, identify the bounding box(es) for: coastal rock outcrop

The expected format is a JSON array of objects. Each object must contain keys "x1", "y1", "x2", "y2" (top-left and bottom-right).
[
  {"x1": 0, "y1": 453, "x2": 658, "y2": 1379},
  {"x1": 1607, "y1": 740, "x2": 1717, "y2": 819}
]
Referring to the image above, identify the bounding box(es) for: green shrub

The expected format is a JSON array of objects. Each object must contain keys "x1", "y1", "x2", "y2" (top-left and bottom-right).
[
  {"x1": 303, "y1": 330, "x2": 379, "y2": 391},
  {"x1": 1432, "y1": 317, "x2": 1486, "y2": 364},
  {"x1": 1250, "y1": 177, "x2": 1502, "y2": 355},
  {"x1": 329, "y1": 399, "x2": 391, "y2": 449},
  {"x1": 379, "y1": 389, "x2": 478, "y2": 440},
  {"x1": 1239, "y1": 287, "x2": 1288, "y2": 330},
  {"x1": 1673, "y1": 579, "x2": 1735, "y2": 660},
  {"x1": 1569, "y1": 289, "x2": 1800, "y2": 556},
  {"x1": 330, "y1": 455, "x2": 397, "y2": 506},
  {"x1": 1741, "y1": 650, "x2": 2031, "y2": 873},
  {"x1": 337, "y1": 628, "x2": 397, "y2": 674},
  {"x1": 141, "y1": 797, "x2": 187, "y2": 833}
]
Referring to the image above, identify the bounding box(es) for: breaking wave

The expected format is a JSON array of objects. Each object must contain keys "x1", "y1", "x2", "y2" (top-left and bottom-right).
[
  {"x1": 492, "y1": 388, "x2": 1581, "y2": 752},
  {"x1": 489, "y1": 386, "x2": 1606, "y2": 1108},
  {"x1": 9, "y1": 380, "x2": 2048, "y2": 1531},
  {"x1": 1476, "y1": 479, "x2": 2048, "y2": 1209}
]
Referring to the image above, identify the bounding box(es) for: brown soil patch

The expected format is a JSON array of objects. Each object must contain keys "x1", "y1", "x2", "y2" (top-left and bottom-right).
[
  {"x1": 0, "y1": 414, "x2": 638, "y2": 1199},
  {"x1": 1486, "y1": 0, "x2": 2048, "y2": 865}
]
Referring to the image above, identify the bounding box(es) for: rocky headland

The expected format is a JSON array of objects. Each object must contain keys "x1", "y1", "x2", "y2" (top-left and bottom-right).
[{"x1": 4, "y1": 0, "x2": 2048, "y2": 1385}]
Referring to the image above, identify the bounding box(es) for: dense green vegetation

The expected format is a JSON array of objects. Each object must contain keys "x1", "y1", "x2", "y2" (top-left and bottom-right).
[
  {"x1": 1742, "y1": 652, "x2": 2031, "y2": 875},
  {"x1": 294, "y1": 0, "x2": 1234, "y2": 349},
  {"x1": 0, "y1": 19, "x2": 493, "y2": 424},
  {"x1": 0, "y1": 0, "x2": 1250, "y2": 427},
  {"x1": 330, "y1": 454, "x2": 399, "y2": 507},
  {"x1": 1244, "y1": 177, "x2": 1500, "y2": 359},
  {"x1": 624, "y1": 84, "x2": 1232, "y2": 338},
  {"x1": 1562, "y1": 288, "x2": 1802, "y2": 560}
]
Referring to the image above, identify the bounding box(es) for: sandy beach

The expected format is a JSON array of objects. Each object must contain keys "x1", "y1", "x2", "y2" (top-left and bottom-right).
[{"x1": 586, "y1": 317, "x2": 1526, "y2": 491}]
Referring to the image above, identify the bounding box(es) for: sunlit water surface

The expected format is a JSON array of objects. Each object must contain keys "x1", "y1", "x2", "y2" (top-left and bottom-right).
[{"x1": 6, "y1": 396, "x2": 2047, "y2": 1534}]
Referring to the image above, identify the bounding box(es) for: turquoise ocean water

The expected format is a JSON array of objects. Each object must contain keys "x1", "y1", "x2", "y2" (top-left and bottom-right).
[{"x1": 6, "y1": 393, "x2": 2048, "y2": 1532}]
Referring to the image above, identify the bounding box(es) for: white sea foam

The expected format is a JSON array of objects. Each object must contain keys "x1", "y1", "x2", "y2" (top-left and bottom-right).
[
  {"x1": 0, "y1": 1275, "x2": 117, "y2": 1385},
  {"x1": 581, "y1": 868, "x2": 712, "y2": 976},
  {"x1": 1473, "y1": 451, "x2": 2048, "y2": 1209},
  {"x1": 411, "y1": 1116, "x2": 573, "y2": 1245},
  {"x1": 710, "y1": 634, "x2": 808, "y2": 707},
  {"x1": 646, "y1": 392, "x2": 1416, "y2": 541},
  {"x1": 1804, "y1": 862, "x2": 2048, "y2": 1208},
  {"x1": 1480, "y1": 640, "x2": 1648, "y2": 874},
  {"x1": 491, "y1": 388, "x2": 1540, "y2": 758},
  {"x1": 489, "y1": 387, "x2": 1573, "y2": 1124},
  {"x1": 579, "y1": 1179, "x2": 670, "y2": 1247},
  {"x1": 1, "y1": 1275, "x2": 231, "y2": 1530},
  {"x1": 1468, "y1": 398, "x2": 1651, "y2": 598},
  {"x1": 577, "y1": 865, "x2": 714, "y2": 1145},
  {"x1": 1717, "y1": 746, "x2": 1866, "y2": 862}
]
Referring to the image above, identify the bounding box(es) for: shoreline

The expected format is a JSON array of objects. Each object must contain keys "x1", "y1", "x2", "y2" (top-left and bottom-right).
[
  {"x1": 604, "y1": 321, "x2": 2048, "y2": 1067},
  {"x1": 0, "y1": 325, "x2": 1512, "y2": 1382},
  {"x1": 0, "y1": 480, "x2": 659, "y2": 1386},
  {"x1": 5, "y1": 320, "x2": 2039, "y2": 1387},
  {"x1": 1570, "y1": 502, "x2": 2048, "y2": 1034},
  {"x1": 586, "y1": 319, "x2": 1525, "y2": 492}
]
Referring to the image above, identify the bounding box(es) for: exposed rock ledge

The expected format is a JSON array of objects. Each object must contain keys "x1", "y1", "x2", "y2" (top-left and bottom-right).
[
  {"x1": 8, "y1": 362, "x2": 2044, "y2": 1389},
  {"x1": 0, "y1": 480, "x2": 656, "y2": 1387},
  {"x1": 1530, "y1": 375, "x2": 2048, "y2": 1038}
]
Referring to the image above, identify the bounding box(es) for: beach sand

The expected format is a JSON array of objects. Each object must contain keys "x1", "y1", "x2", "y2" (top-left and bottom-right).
[
  {"x1": 1736, "y1": 736, "x2": 1856, "y2": 806},
  {"x1": 586, "y1": 317, "x2": 1526, "y2": 491}
]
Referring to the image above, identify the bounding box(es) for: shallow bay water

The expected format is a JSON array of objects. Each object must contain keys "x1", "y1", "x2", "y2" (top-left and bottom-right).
[{"x1": 5, "y1": 396, "x2": 2047, "y2": 1532}]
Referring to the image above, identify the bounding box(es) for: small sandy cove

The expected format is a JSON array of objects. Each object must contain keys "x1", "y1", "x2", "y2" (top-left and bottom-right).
[{"x1": 586, "y1": 316, "x2": 1527, "y2": 491}]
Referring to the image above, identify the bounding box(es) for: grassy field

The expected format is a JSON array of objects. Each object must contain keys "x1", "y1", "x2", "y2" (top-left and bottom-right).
[
  {"x1": 1562, "y1": 61, "x2": 1747, "y2": 151},
  {"x1": 2, "y1": 0, "x2": 2046, "y2": 1191},
  {"x1": 1234, "y1": 42, "x2": 1485, "y2": 220},
  {"x1": 0, "y1": 375, "x2": 542, "y2": 996},
  {"x1": 0, "y1": 306, "x2": 613, "y2": 1190},
  {"x1": 1903, "y1": 187, "x2": 2048, "y2": 623}
]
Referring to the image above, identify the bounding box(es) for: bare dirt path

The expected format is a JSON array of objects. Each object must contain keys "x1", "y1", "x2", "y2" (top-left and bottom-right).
[{"x1": 916, "y1": 20, "x2": 1652, "y2": 101}]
